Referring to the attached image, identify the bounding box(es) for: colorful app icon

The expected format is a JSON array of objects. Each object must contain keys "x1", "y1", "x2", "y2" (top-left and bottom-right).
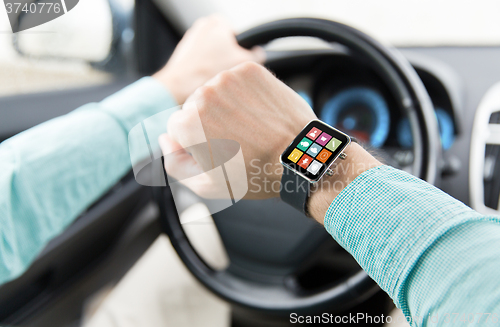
[
  {"x1": 305, "y1": 127, "x2": 321, "y2": 141},
  {"x1": 306, "y1": 143, "x2": 322, "y2": 158},
  {"x1": 298, "y1": 154, "x2": 313, "y2": 169},
  {"x1": 307, "y1": 160, "x2": 322, "y2": 175},
  {"x1": 326, "y1": 137, "x2": 342, "y2": 152},
  {"x1": 316, "y1": 132, "x2": 332, "y2": 146},
  {"x1": 288, "y1": 148, "x2": 303, "y2": 163},
  {"x1": 296, "y1": 137, "x2": 312, "y2": 151},
  {"x1": 317, "y1": 149, "x2": 332, "y2": 163}
]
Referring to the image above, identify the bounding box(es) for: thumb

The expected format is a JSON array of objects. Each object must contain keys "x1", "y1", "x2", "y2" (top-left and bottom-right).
[
  {"x1": 250, "y1": 46, "x2": 266, "y2": 64},
  {"x1": 158, "y1": 133, "x2": 203, "y2": 182},
  {"x1": 158, "y1": 133, "x2": 182, "y2": 154}
]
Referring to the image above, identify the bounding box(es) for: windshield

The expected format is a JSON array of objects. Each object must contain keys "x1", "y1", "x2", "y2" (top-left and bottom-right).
[{"x1": 161, "y1": 0, "x2": 500, "y2": 46}]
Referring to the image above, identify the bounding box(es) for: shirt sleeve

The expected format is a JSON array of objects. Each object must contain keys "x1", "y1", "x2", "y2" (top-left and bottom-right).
[
  {"x1": 323, "y1": 165, "x2": 500, "y2": 326},
  {"x1": 0, "y1": 77, "x2": 177, "y2": 285}
]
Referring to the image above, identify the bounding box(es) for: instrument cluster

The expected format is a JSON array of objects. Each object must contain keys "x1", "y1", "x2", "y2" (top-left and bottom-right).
[{"x1": 286, "y1": 55, "x2": 458, "y2": 154}]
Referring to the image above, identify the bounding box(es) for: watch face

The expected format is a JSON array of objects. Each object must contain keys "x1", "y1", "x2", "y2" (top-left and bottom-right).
[{"x1": 280, "y1": 120, "x2": 350, "y2": 182}]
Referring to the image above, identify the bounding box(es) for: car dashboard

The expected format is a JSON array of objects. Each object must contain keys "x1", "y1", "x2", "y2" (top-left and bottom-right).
[
  {"x1": 268, "y1": 47, "x2": 461, "y2": 173},
  {"x1": 265, "y1": 45, "x2": 500, "y2": 214}
]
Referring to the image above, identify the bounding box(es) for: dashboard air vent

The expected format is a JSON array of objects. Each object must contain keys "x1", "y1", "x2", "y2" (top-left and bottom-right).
[
  {"x1": 470, "y1": 83, "x2": 500, "y2": 215},
  {"x1": 489, "y1": 111, "x2": 500, "y2": 124}
]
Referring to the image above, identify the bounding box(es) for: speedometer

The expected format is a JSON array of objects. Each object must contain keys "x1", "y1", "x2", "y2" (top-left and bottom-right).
[
  {"x1": 320, "y1": 87, "x2": 390, "y2": 148},
  {"x1": 397, "y1": 108, "x2": 455, "y2": 150}
]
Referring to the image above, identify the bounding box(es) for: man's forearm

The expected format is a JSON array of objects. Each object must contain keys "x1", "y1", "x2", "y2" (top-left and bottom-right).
[
  {"x1": 0, "y1": 78, "x2": 177, "y2": 285},
  {"x1": 319, "y1": 163, "x2": 500, "y2": 325}
]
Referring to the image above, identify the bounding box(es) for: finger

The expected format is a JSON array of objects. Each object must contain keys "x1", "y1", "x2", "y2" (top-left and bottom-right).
[
  {"x1": 159, "y1": 133, "x2": 220, "y2": 198},
  {"x1": 207, "y1": 13, "x2": 232, "y2": 27},
  {"x1": 167, "y1": 108, "x2": 207, "y2": 146},
  {"x1": 250, "y1": 46, "x2": 266, "y2": 64},
  {"x1": 159, "y1": 132, "x2": 183, "y2": 153},
  {"x1": 158, "y1": 133, "x2": 203, "y2": 182},
  {"x1": 166, "y1": 108, "x2": 215, "y2": 175},
  {"x1": 194, "y1": 14, "x2": 232, "y2": 32}
]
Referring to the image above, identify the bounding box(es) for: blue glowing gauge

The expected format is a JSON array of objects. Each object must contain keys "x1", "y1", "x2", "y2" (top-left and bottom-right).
[
  {"x1": 397, "y1": 108, "x2": 455, "y2": 150},
  {"x1": 435, "y1": 109, "x2": 456, "y2": 150},
  {"x1": 396, "y1": 117, "x2": 413, "y2": 149},
  {"x1": 320, "y1": 87, "x2": 390, "y2": 147}
]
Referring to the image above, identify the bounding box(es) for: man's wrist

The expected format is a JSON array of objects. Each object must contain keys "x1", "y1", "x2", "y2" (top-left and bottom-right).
[
  {"x1": 152, "y1": 70, "x2": 186, "y2": 105},
  {"x1": 307, "y1": 143, "x2": 382, "y2": 224}
]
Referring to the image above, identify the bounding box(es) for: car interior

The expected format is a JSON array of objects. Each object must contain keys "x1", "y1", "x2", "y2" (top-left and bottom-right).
[{"x1": 1, "y1": 0, "x2": 500, "y2": 326}]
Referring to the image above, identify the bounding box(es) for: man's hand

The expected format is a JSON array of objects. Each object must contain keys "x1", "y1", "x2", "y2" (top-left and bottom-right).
[
  {"x1": 159, "y1": 62, "x2": 381, "y2": 222},
  {"x1": 159, "y1": 62, "x2": 316, "y2": 200},
  {"x1": 153, "y1": 15, "x2": 265, "y2": 104}
]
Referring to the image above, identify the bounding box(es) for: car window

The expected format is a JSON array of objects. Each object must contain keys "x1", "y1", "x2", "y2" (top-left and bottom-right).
[
  {"x1": 0, "y1": 0, "x2": 114, "y2": 97},
  {"x1": 163, "y1": 0, "x2": 500, "y2": 46}
]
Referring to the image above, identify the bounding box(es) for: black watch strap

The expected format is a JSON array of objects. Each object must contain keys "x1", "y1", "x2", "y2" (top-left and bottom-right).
[
  {"x1": 279, "y1": 137, "x2": 357, "y2": 215},
  {"x1": 280, "y1": 167, "x2": 311, "y2": 215}
]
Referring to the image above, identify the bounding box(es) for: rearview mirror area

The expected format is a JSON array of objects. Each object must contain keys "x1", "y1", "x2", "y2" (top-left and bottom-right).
[{"x1": 13, "y1": 0, "x2": 113, "y2": 62}]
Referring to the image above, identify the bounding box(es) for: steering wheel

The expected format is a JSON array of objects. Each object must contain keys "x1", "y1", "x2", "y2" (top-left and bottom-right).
[{"x1": 156, "y1": 18, "x2": 439, "y2": 315}]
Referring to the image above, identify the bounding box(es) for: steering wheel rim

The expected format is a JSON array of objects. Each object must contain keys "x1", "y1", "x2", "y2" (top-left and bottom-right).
[{"x1": 157, "y1": 18, "x2": 439, "y2": 315}]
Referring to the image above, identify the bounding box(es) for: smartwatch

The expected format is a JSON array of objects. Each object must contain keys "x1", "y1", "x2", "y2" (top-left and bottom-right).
[{"x1": 279, "y1": 120, "x2": 353, "y2": 215}]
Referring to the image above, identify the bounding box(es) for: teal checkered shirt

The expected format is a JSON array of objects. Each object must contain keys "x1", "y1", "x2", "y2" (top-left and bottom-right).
[{"x1": 325, "y1": 165, "x2": 500, "y2": 326}]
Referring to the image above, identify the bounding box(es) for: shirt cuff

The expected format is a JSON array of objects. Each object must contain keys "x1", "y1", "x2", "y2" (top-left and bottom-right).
[{"x1": 98, "y1": 77, "x2": 178, "y2": 133}]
